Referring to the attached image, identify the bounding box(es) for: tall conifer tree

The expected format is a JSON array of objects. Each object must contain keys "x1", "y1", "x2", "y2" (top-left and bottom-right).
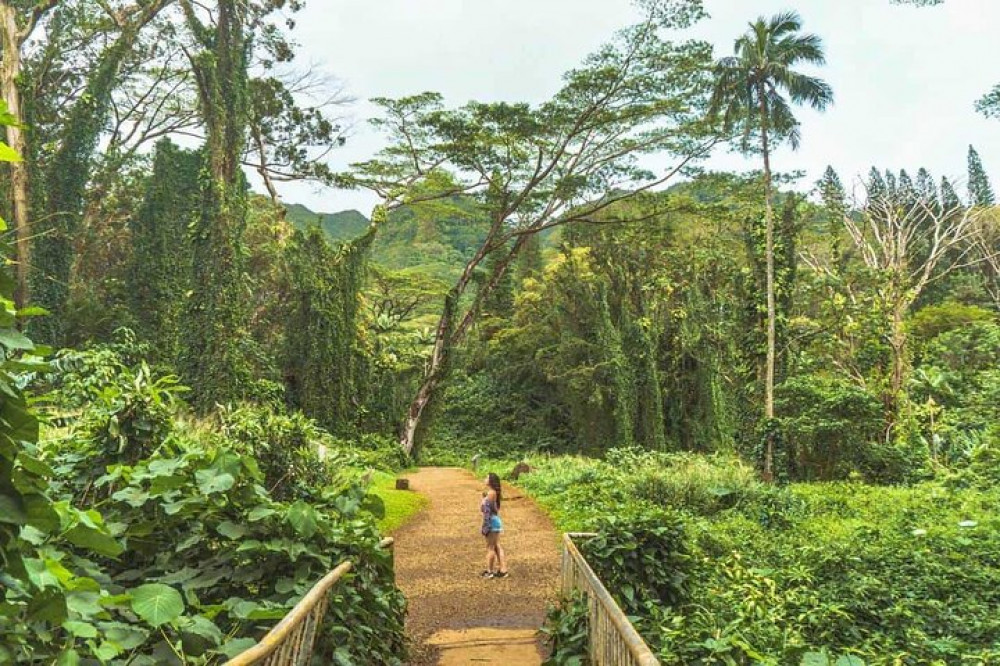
[{"x1": 968, "y1": 145, "x2": 995, "y2": 206}]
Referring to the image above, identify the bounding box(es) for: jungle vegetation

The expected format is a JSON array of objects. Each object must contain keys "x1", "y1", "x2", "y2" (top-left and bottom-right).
[{"x1": 1, "y1": 0, "x2": 998, "y2": 663}]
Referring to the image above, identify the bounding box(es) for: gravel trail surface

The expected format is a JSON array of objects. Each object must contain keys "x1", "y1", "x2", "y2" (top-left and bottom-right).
[{"x1": 392, "y1": 467, "x2": 561, "y2": 665}]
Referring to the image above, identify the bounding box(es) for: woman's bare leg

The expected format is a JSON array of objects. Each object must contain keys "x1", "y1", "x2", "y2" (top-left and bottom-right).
[
  {"x1": 485, "y1": 534, "x2": 498, "y2": 572},
  {"x1": 494, "y1": 540, "x2": 507, "y2": 573}
]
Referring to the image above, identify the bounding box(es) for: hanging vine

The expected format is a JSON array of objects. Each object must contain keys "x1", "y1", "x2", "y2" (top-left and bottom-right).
[
  {"x1": 284, "y1": 208, "x2": 383, "y2": 433},
  {"x1": 128, "y1": 139, "x2": 200, "y2": 363}
]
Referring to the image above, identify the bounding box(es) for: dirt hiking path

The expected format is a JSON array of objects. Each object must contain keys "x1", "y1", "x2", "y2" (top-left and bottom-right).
[{"x1": 393, "y1": 467, "x2": 561, "y2": 665}]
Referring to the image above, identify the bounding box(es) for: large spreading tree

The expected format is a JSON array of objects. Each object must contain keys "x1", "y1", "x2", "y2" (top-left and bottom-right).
[{"x1": 349, "y1": 0, "x2": 718, "y2": 455}]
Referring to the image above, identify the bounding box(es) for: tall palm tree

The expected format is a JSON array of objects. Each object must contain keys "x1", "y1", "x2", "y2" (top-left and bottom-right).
[{"x1": 708, "y1": 11, "x2": 833, "y2": 480}]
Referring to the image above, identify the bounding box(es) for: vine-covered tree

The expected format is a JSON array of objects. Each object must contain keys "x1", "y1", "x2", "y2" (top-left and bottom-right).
[
  {"x1": 128, "y1": 139, "x2": 200, "y2": 362},
  {"x1": 31, "y1": 0, "x2": 175, "y2": 344},
  {"x1": 284, "y1": 211, "x2": 382, "y2": 433},
  {"x1": 178, "y1": 0, "x2": 255, "y2": 407},
  {"x1": 0, "y1": 0, "x2": 58, "y2": 308},
  {"x1": 707, "y1": 11, "x2": 833, "y2": 480}
]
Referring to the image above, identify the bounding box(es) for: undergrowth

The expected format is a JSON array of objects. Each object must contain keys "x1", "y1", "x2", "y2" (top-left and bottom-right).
[{"x1": 516, "y1": 448, "x2": 1000, "y2": 665}]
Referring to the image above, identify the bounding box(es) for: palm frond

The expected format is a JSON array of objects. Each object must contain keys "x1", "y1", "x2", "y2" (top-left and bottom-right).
[{"x1": 776, "y1": 71, "x2": 834, "y2": 110}]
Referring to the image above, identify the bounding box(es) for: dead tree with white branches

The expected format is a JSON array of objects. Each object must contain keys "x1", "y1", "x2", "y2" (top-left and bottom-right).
[
  {"x1": 843, "y1": 184, "x2": 987, "y2": 437},
  {"x1": 969, "y1": 209, "x2": 1000, "y2": 309}
]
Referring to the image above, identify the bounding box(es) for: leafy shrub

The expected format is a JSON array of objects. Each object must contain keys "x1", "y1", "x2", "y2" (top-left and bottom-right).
[
  {"x1": 38, "y1": 432, "x2": 406, "y2": 664},
  {"x1": 776, "y1": 375, "x2": 886, "y2": 481},
  {"x1": 512, "y1": 453, "x2": 1000, "y2": 664},
  {"x1": 219, "y1": 404, "x2": 334, "y2": 501},
  {"x1": 541, "y1": 592, "x2": 590, "y2": 666},
  {"x1": 424, "y1": 367, "x2": 572, "y2": 463},
  {"x1": 581, "y1": 508, "x2": 692, "y2": 615},
  {"x1": 47, "y1": 328, "x2": 156, "y2": 409},
  {"x1": 8, "y1": 345, "x2": 406, "y2": 664},
  {"x1": 609, "y1": 448, "x2": 760, "y2": 515},
  {"x1": 328, "y1": 432, "x2": 411, "y2": 472},
  {"x1": 909, "y1": 301, "x2": 995, "y2": 348},
  {"x1": 912, "y1": 320, "x2": 1000, "y2": 474}
]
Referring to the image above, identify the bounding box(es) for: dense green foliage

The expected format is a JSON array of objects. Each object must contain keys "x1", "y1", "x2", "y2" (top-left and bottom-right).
[
  {"x1": 517, "y1": 451, "x2": 1000, "y2": 665},
  {"x1": 284, "y1": 217, "x2": 377, "y2": 434},
  {"x1": 127, "y1": 140, "x2": 201, "y2": 364},
  {"x1": 1, "y1": 337, "x2": 406, "y2": 664}
]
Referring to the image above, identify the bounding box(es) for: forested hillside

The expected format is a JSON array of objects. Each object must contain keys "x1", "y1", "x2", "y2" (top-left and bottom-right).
[{"x1": 1, "y1": 0, "x2": 998, "y2": 663}]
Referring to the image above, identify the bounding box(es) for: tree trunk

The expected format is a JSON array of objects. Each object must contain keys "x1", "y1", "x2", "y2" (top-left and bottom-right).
[
  {"x1": 399, "y1": 303, "x2": 452, "y2": 456},
  {"x1": 0, "y1": 3, "x2": 29, "y2": 308},
  {"x1": 759, "y1": 92, "x2": 777, "y2": 482},
  {"x1": 399, "y1": 231, "x2": 516, "y2": 455},
  {"x1": 885, "y1": 298, "x2": 907, "y2": 442},
  {"x1": 251, "y1": 126, "x2": 281, "y2": 207},
  {"x1": 181, "y1": 0, "x2": 252, "y2": 409}
]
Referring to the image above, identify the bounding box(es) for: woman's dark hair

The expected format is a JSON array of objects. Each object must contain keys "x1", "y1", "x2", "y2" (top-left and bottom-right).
[{"x1": 487, "y1": 473, "x2": 502, "y2": 510}]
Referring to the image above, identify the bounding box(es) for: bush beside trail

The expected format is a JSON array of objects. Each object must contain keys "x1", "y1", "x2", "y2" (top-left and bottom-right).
[
  {"x1": 514, "y1": 449, "x2": 1000, "y2": 665},
  {"x1": 2, "y1": 339, "x2": 407, "y2": 665}
]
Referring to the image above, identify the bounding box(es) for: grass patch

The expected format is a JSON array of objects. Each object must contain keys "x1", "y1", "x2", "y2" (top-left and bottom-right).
[{"x1": 369, "y1": 471, "x2": 429, "y2": 534}]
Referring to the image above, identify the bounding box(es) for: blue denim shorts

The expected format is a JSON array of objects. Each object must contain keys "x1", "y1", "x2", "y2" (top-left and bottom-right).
[{"x1": 489, "y1": 515, "x2": 503, "y2": 533}]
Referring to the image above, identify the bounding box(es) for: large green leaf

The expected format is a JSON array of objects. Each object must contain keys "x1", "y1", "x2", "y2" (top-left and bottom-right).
[
  {"x1": 218, "y1": 638, "x2": 257, "y2": 658},
  {"x1": 92, "y1": 642, "x2": 121, "y2": 662},
  {"x1": 178, "y1": 615, "x2": 223, "y2": 645},
  {"x1": 286, "y1": 501, "x2": 318, "y2": 538},
  {"x1": 0, "y1": 492, "x2": 27, "y2": 524},
  {"x1": 64, "y1": 523, "x2": 123, "y2": 557},
  {"x1": 103, "y1": 623, "x2": 149, "y2": 650},
  {"x1": 196, "y1": 470, "x2": 235, "y2": 495},
  {"x1": 111, "y1": 486, "x2": 150, "y2": 508},
  {"x1": 0, "y1": 141, "x2": 22, "y2": 162},
  {"x1": 61, "y1": 620, "x2": 98, "y2": 638},
  {"x1": 217, "y1": 520, "x2": 248, "y2": 540},
  {"x1": 130, "y1": 583, "x2": 184, "y2": 627},
  {"x1": 836, "y1": 658, "x2": 866, "y2": 666},
  {"x1": 55, "y1": 649, "x2": 80, "y2": 666},
  {"x1": 0, "y1": 328, "x2": 34, "y2": 350},
  {"x1": 247, "y1": 506, "x2": 277, "y2": 522},
  {"x1": 148, "y1": 458, "x2": 184, "y2": 477}
]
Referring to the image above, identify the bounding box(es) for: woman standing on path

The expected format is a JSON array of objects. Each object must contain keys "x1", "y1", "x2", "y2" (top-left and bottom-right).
[{"x1": 481, "y1": 473, "x2": 508, "y2": 579}]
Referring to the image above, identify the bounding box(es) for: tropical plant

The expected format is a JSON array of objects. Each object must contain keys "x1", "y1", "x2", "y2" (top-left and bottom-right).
[{"x1": 708, "y1": 11, "x2": 833, "y2": 479}]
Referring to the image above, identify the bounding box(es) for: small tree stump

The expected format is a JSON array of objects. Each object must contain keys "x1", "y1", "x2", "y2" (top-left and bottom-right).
[
  {"x1": 395, "y1": 478, "x2": 410, "y2": 491},
  {"x1": 509, "y1": 462, "x2": 533, "y2": 481}
]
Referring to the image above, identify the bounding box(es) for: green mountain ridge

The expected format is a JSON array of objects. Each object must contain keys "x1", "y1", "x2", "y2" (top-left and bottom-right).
[
  {"x1": 286, "y1": 203, "x2": 371, "y2": 242},
  {"x1": 285, "y1": 199, "x2": 491, "y2": 282}
]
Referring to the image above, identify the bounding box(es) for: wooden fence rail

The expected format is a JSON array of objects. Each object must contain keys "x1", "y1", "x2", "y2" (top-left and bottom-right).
[
  {"x1": 561, "y1": 533, "x2": 660, "y2": 666},
  {"x1": 223, "y1": 537, "x2": 395, "y2": 666}
]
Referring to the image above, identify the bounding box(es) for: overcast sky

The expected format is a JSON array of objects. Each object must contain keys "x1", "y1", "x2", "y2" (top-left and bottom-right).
[{"x1": 272, "y1": 0, "x2": 1000, "y2": 214}]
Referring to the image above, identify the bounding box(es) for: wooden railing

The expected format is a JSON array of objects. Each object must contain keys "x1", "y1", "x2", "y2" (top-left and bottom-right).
[
  {"x1": 561, "y1": 533, "x2": 660, "y2": 666},
  {"x1": 223, "y1": 537, "x2": 395, "y2": 666}
]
